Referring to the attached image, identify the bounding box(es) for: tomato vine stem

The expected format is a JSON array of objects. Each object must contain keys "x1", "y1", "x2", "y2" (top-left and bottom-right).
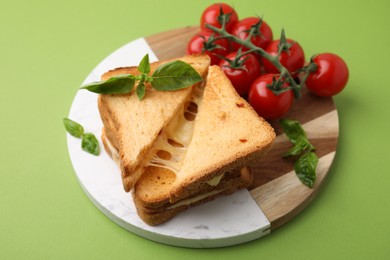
[{"x1": 205, "y1": 23, "x2": 303, "y2": 100}]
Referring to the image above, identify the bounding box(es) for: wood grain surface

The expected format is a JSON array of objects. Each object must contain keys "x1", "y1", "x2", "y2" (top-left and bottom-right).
[{"x1": 145, "y1": 27, "x2": 339, "y2": 230}]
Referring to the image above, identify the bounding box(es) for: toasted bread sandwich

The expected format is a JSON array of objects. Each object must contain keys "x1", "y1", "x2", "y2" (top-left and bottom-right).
[
  {"x1": 99, "y1": 62, "x2": 275, "y2": 225},
  {"x1": 98, "y1": 54, "x2": 211, "y2": 192}
]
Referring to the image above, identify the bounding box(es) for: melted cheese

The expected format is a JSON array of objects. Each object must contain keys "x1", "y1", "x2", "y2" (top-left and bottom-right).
[
  {"x1": 105, "y1": 136, "x2": 120, "y2": 165},
  {"x1": 147, "y1": 84, "x2": 204, "y2": 175},
  {"x1": 105, "y1": 83, "x2": 225, "y2": 190},
  {"x1": 206, "y1": 173, "x2": 225, "y2": 186},
  {"x1": 167, "y1": 189, "x2": 222, "y2": 209}
]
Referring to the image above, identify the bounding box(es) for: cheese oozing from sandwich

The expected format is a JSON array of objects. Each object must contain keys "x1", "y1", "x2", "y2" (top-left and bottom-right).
[
  {"x1": 146, "y1": 83, "x2": 203, "y2": 175},
  {"x1": 167, "y1": 189, "x2": 223, "y2": 209},
  {"x1": 206, "y1": 173, "x2": 225, "y2": 186},
  {"x1": 104, "y1": 82, "x2": 224, "y2": 186}
]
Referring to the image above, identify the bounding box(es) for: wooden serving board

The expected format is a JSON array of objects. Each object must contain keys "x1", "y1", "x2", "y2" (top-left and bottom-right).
[{"x1": 146, "y1": 26, "x2": 339, "y2": 231}]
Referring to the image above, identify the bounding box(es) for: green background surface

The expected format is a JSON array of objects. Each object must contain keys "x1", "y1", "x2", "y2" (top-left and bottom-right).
[{"x1": 1, "y1": 0, "x2": 389, "y2": 259}]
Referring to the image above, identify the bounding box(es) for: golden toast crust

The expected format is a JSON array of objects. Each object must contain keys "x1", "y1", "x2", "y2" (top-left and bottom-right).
[
  {"x1": 133, "y1": 167, "x2": 253, "y2": 226},
  {"x1": 169, "y1": 66, "x2": 275, "y2": 201},
  {"x1": 99, "y1": 61, "x2": 275, "y2": 226},
  {"x1": 98, "y1": 54, "x2": 210, "y2": 191}
]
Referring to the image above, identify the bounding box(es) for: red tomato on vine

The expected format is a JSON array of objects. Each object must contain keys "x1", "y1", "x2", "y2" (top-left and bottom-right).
[
  {"x1": 231, "y1": 17, "x2": 273, "y2": 51},
  {"x1": 305, "y1": 53, "x2": 349, "y2": 97},
  {"x1": 200, "y1": 3, "x2": 239, "y2": 33},
  {"x1": 248, "y1": 74, "x2": 294, "y2": 120},
  {"x1": 262, "y1": 31, "x2": 305, "y2": 74},
  {"x1": 219, "y1": 52, "x2": 262, "y2": 95},
  {"x1": 186, "y1": 31, "x2": 230, "y2": 65}
]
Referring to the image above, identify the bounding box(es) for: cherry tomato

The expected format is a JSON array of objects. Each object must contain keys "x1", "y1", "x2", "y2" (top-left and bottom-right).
[
  {"x1": 262, "y1": 39, "x2": 305, "y2": 74},
  {"x1": 219, "y1": 52, "x2": 262, "y2": 96},
  {"x1": 200, "y1": 3, "x2": 239, "y2": 33},
  {"x1": 231, "y1": 17, "x2": 273, "y2": 51},
  {"x1": 248, "y1": 74, "x2": 294, "y2": 120},
  {"x1": 305, "y1": 53, "x2": 349, "y2": 97},
  {"x1": 186, "y1": 31, "x2": 230, "y2": 65}
]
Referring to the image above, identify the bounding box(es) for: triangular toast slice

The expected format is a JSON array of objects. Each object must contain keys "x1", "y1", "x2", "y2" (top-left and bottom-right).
[
  {"x1": 131, "y1": 65, "x2": 275, "y2": 225},
  {"x1": 169, "y1": 65, "x2": 275, "y2": 201},
  {"x1": 98, "y1": 54, "x2": 210, "y2": 192}
]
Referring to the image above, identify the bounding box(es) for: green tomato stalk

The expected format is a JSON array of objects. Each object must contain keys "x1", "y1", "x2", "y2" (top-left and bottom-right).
[{"x1": 205, "y1": 18, "x2": 317, "y2": 100}]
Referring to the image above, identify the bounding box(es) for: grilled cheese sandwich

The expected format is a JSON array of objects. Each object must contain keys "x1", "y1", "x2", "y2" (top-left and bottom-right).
[{"x1": 98, "y1": 57, "x2": 275, "y2": 225}]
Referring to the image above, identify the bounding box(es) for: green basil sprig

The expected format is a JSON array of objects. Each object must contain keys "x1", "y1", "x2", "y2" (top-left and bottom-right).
[
  {"x1": 63, "y1": 118, "x2": 100, "y2": 156},
  {"x1": 151, "y1": 60, "x2": 203, "y2": 91},
  {"x1": 280, "y1": 118, "x2": 318, "y2": 188},
  {"x1": 294, "y1": 151, "x2": 318, "y2": 188},
  {"x1": 81, "y1": 133, "x2": 100, "y2": 156},
  {"x1": 81, "y1": 54, "x2": 202, "y2": 100},
  {"x1": 81, "y1": 75, "x2": 136, "y2": 95},
  {"x1": 63, "y1": 118, "x2": 84, "y2": 138}
]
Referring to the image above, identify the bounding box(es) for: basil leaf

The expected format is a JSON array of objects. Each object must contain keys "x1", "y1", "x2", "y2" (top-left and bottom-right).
[
  {"x1": 283, "y1": 139, "x2": 307, "y2": 157},
  {"x1": 63, "y1": 118, "x2": 84, "y2": 138},
  {"x1": 294, "y1": 151, "x2": 318, "y2": 188},
  {"x1": 280, "y1": 118, "x2": 318, "y2": 188},
  {"x1": 280, "y1": 118, "x2": 307, "y2": 144},
  {"x1": 151, "y1": 60, "x2": 202, "y2": 91},
  {"x1": 136, "y1": 82, "x2": 146, "y2": 100},
  {"x1": 81, "y1": 75, "x2": 135, "y2": 94},
  {"x1": 138, "y1": 54, "x2": 150, "y2": 74},
  {"x1": 283, "y1": 139, "x2": 315, "y2": 157},
  {"x1": 81, "y1": 133, "x2": 100, "y2": 156}
]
